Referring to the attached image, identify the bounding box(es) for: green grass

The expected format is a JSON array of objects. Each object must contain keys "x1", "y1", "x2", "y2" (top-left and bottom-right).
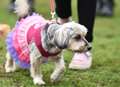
[{"x1": 0, "y1": 0, "x2": 120, "y2": 87}]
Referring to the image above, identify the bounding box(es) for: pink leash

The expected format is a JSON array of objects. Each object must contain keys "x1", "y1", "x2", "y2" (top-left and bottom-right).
[{"x1": 50, "y1": 0, "x2": 56, "y2": 19}]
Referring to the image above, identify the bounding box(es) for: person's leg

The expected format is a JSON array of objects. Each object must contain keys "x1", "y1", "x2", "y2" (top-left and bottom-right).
[
  {"x1": 9, "y1": 0, "x2": 16, "y2": 12},
  {"x1": 10, "y1": 0, "x2": 15, "y2": 3},
  {"x1": 96, "y1": 0, "x2": 103, "y2": 16},
  {"x1": 101, "y1": 0, "x2": 114, "y2": 16},
  {"x1": 69, "y1": 0, "x2": 96, "y2": 69},
  {"x1": 55, "y1": 0, "x2": 71, "y2": 18},
  {"x1": 28, "y1": 0, "x2": 35, "y2": 12},
  {"x1": 77, "y1": 0, "x2": 96, "y2": 43},
  {"x1": 55, "y1": 0, "x2": 72, "y2": 24}
]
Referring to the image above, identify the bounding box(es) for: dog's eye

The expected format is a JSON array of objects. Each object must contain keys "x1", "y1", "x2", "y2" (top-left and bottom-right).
[{"x1": 74, "y1": 35, "x2": 81, "y2": 40}]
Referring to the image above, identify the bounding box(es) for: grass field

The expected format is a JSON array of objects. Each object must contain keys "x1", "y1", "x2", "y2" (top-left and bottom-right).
[{"x1": 0, "y1": 0, "x2": 120, "y2": 87}]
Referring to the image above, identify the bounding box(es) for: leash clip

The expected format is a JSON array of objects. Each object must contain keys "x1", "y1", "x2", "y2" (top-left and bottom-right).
[{"x1": 51, "y1": 11, "x2": 56, "y2": 19}]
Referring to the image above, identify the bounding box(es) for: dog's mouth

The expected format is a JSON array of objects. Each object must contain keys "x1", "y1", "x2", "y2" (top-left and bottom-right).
[
  {"x1": 73, "y1": 46, "x2": 90, "y2": 53},
  {"x1": 73, "y1": 50, "x2": 85, "y2": 53}
]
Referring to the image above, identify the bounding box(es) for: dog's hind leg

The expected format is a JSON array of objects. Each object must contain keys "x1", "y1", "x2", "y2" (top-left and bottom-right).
[
  {"x1": 5, "y1": 52, "x2": 17, "y2": 73},
  {"x1": 30, "y1": 57, "x2": 45, "y2": 85},
  {"x1": 50, "y1": 55, "x2": 65, "y2": 82}
]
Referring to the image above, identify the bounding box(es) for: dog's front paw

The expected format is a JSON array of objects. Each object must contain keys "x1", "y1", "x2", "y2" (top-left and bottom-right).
[
  {"x1": 33, "y1": 77, "x2": 45, "y2": 85},
  {"x1": 50, "y1": 72, "x2": 61, "y2": 82},
  {"x1": 50, "y1": 67, "x2": 65, "y2": 82},
  {"x1": 50, "y1": 74, "x2": 60, "y2": 82}
]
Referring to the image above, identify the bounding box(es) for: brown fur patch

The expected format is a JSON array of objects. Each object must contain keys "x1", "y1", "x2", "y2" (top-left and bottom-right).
[{"x1": 0, "y1": 24, "x2": 11, "y2": 38}]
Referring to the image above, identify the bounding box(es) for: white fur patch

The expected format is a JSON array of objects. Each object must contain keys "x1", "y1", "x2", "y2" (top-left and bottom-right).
[{"x1": 14, "y1": 0, "x2": 30, "y2": 17}]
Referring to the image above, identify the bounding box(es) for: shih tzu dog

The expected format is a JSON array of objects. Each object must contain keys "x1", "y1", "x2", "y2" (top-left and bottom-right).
[{"x1": 4, "y1": 0, "x2": 89, "y2": 85}]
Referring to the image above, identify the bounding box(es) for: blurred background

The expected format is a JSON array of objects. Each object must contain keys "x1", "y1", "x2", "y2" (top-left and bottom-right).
[{"x1": 0, "y1": 0, "x2": 120, "y2": 87}]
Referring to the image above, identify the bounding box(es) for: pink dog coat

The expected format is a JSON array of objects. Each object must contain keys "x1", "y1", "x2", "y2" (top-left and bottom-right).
[{"x1": 6, "y1": 13, "x2": 58, "y2": 68}]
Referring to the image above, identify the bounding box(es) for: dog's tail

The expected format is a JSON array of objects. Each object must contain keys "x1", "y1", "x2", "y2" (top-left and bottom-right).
[
  {"x1": 0, "y1": 24, "x2": 11, "y2": 39},
  {"x1": 14, "y1": 0, "x2": 32, "y2": 18}
]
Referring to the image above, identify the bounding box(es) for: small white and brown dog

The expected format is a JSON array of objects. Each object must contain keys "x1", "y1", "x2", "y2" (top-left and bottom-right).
[{"x1": 4, "y1": 0, "x2": 89, "y2": 85}]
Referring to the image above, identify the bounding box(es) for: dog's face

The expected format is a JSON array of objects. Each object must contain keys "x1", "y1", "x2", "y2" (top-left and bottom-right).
[{"x1": 54, "y1": 22, "x2": 88, "y2": 52}]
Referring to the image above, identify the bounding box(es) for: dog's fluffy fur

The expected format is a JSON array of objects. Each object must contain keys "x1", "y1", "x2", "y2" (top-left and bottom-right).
[{"x1": 5, "y1": 0, "x2": 88, "y2": 85}]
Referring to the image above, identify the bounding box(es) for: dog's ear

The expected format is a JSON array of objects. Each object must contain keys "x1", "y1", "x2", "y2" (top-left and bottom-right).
[
  {"x1": 78, "y1": 24, "x2": 88, "y2": 36},
  {"x1": 54, "y1": 28, "x2": 70, "y2": 49},
  {"x1": 63, "y1": 21, "x2": 88, "y2": 36},
  {"x1": 47, "y1": 23, "x2": 61, "y2": 40}
]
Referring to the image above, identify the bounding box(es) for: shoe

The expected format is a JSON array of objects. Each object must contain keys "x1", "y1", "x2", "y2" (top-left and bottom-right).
[
  {"x1": 69, "y1": 51, "x2": 92, "y2": 70},
  {"x1": 57, "y1": 17, "x2": 72, "y2": 24}
]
